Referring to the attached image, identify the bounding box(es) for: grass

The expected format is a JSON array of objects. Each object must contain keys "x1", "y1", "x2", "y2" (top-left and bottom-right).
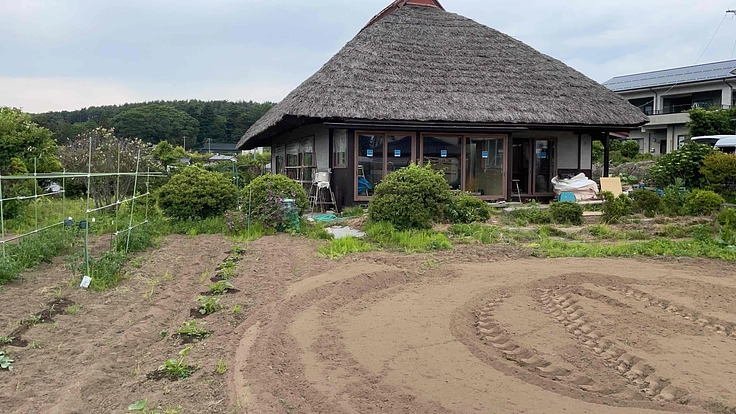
[
  {"x1": 341, "y1": 206, "x2": 365, "y2": 218},
  {"x1": 216, "y1": 358, "x2": 229, "y2": 374},
  {"x1": 365, "y1": 222, "x2": 452, "y2": 253},
  {"x1": 64, "y1": 304, "x2": 82, "y2": 315},
  {"x1": 0, "y1": 227, "x2": 78, "y2": 285},
  {"x1": 318, "y1": 237, "x2": 373, "y2": 259},
  {"x1": 535, "y1": 238, "x2": 736, "y2": 262},
  {"x1": 298, "y1": 221, "x2": 333, "y2": 241}
]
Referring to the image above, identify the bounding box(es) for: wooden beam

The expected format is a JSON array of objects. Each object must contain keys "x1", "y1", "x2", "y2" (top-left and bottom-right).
[{"x1": 603, "y1": 132, "x2": 610, "y2": 178}]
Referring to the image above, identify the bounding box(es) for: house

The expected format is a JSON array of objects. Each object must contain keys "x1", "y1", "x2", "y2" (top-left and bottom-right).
[
  {"x1": 237, "y1": 0, "x2": 647, "y2": 209},
  {"x1": 199, "y1": 142, "x2": 239, "y2": 155},
  {"x1": 604, "y1": 60, "x2": 736, "y2": 155}
]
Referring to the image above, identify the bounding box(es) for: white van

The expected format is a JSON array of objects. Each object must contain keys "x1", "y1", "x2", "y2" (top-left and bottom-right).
[
  {"x1": 715, "y1": 137, "x2": 736, "y2": 154},
  {"x1": 691, "y1": 135, "x2": 736, "y2": 146}
]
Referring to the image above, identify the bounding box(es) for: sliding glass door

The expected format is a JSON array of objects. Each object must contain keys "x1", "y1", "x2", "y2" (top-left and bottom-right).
[
  {"x1": 356, "y1": 132, "x2": 415, "y2": 199},
  {"x1": 421, "y1": 136, "x2": 463, "y2": 190},
  {"x1": 466, "y1": 137, "x2": 505, "y2": 198}
]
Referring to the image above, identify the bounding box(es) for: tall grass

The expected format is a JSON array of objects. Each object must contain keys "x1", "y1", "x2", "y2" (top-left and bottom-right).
[
  {"x1": 365, "y1": 222, "x2": 452, "y2": 253},
  {"x1": 536, "y1": 238, "x2": 736, "y2": 262},
  {"x1": 318, "y1": 236, "x2": 373, "y2": 259},
  {"x1": 0, "y1": 227, "x2": 78, "y2": 284}
]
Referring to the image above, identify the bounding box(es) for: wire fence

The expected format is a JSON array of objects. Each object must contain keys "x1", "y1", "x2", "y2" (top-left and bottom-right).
[{"x1": 0, "y1": 136, "x2": 164, "y2": 283}]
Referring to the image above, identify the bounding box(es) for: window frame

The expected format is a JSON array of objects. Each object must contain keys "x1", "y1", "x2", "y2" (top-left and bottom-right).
[
  {"x1": 354, "y1": 131, "x2": 416, "y2": 201},
  {"x1": 333, "y1": 130, "x2": 348, "y2": 169},
  {"x1": 283, "y1": 136, "x2": 316, "y2": 183}
]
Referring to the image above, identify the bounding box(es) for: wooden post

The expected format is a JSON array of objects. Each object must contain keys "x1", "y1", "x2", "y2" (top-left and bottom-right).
[{"x1": 603, "y1": 132, "x2": 610, "y2": 177}]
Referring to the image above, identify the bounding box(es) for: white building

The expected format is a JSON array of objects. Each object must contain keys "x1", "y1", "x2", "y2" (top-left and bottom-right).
[{"x1": 604, "y1": 60, "x2": 736, "y2": 155}]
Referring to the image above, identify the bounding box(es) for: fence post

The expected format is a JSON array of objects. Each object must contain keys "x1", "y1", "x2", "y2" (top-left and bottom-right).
[
  {"x1": 125, "y1": 150, "x2": 142, "y2": 253},
  {"x1": 85, "y1": 136, "x2": 92, "y2": 280},
  {"x1": 0, "y1": 173, "x2": 5, "y2": 258}
]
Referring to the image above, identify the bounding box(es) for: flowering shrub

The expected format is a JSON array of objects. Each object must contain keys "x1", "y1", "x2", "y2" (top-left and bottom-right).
[
  {"x1": 224, "y1": 211, "x2": 249, "y2": 233},
  {"x1": 244, "y1": 174, "x2": 308, "y2": 229}
]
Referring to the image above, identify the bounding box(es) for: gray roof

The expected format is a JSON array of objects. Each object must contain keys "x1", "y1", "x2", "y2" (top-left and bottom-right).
[
  {"x1": 604, "y1": 59, "x2": 736, "y2": 92},
  {"x1": 239, "y1": 3, "x2": 648, "y2": 149}
]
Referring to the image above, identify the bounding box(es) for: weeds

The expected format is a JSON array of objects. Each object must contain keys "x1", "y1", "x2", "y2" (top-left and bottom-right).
[
  {"x1": 342, "y1": 206, "x2": 365, "y2": 218},
  {"x1": 298, "y1": 221, "x2": 333, "y2": 241},
  {"x1": 209, "y1": 280, "x2": 235, "y2": 295},
  {"x1": 0, "y1": 227, "x2": 77, "y2": 285},
  {"x1": 216, "y1": 358, "x2": 229, "y2": 374},
  {"x1": 64, "y1": 304, "x2": 82, "y2": 316},
  {"x1": 318, "y1": 237, "x2": 373, "y2": 259},
  {"x1": 129, "y1": 399, "x2": 182, "y2": 414},
  {"x1": 231, "y1": 305, "x2": 242, "y2": 314},
  {"x1": 197, "y1": 296, "x2": 222, "y2": 315},
  {"x1": 365, "y1": 222, "x2": 452, "y2": 253},
  {"x1": 177, "y1": 320, "x2": 210, "y2": 339},
  {"x1": 157, "y1": 347, "x2": 195, "y2": 380},
  {"x1": 449, "y1": 223, "x2": 502, "y2": 244},
  {"x1": 0, "y1": 337, "x2": 13, "y2": 345}
]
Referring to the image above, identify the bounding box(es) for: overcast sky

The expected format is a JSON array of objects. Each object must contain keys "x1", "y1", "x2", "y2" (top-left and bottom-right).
[{"x1": 2, "y1": 0, "x2": 736, "y2": 113}]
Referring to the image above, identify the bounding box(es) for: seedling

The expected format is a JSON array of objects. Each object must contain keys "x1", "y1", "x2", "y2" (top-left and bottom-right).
[
  {"x1": 129, "y1": 399, "x2": 182, "y2": 414},
  {"x1": 159, "y1": 330, "x2": 168, "y2": 340},
  {"x1": 197, "y1": 296, "x2": 222, "y2": 315},
  {"x1": 177, "y1": 320, "x2": 210, "y2": 339},
  {"x1": 65, "y1": 304, "x2": 82, "y2": 315},
  {"x1": 158, "y1": 347, "x2": 194, "y2": 380},
  {"x1": 216, "y1": 358, "x2": 229, "y2": 374},
  {"x1": 231, "y1": 305, "x2": 242, "y2": 314},
  {"x1": 31, "y1": 341, "x2": 44, "y2": 349},
  {"x1": 0, "y1": 350, "x2": 13, "y2": 371},
  {"x1": 209, "y1": 280, "x2": 234, "y2": 295},
  {"x1": 0, "y1": 337, "x2": 13, "y2": 345},
  {"x1": 199, "y1": 272, "x2": 209, "y2": 284},
  {"x1": 23, "y1": 314, "x2": 43, "y2": 327}
]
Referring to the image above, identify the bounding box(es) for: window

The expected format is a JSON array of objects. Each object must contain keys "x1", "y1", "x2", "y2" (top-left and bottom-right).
[
  {"x1": 333, "y1": 130, "x2": 347, "y2": 168},
  {"x1": 284, "y1": 137, "x2": 315, "y2": 183},
  {"x1": 421, "y1": 135, "x2": 462, "y2": 189},
  {"x1": 274, "y1": 146, "x2": 285, "y2": 175},
  {"x1": 355, "y1": 132, "x2": 415, "y2": 199}
]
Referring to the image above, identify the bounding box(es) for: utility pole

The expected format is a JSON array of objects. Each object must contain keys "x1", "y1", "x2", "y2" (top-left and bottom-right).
[{"x1": 183, "y1": 136, "x2": 186, "y2": 152}]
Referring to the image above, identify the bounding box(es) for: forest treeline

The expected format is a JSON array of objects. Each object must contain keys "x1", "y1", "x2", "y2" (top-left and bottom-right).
[{"x1": 30, "y1": 100, "x2": 274, "y2": 147}]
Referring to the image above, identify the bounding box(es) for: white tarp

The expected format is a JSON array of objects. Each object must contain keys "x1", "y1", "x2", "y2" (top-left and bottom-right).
[{"x1": 551, "y1": 174, "x2": 599, "y2": 201}]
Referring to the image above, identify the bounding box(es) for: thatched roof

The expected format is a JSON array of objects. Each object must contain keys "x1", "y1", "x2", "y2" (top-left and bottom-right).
[{"x1": 238, "y1": 3, "x2": 648, "y2": 149}]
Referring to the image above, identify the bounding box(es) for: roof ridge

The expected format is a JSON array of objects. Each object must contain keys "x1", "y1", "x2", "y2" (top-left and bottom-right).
[{"x1": 362, "y1": 0, "x2": 444, "y2": 31}]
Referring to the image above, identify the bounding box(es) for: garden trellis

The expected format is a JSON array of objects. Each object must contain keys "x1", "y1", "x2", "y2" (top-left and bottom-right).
[{"x1": 0, "y1": 136, "x2": 164, "y2": 284}]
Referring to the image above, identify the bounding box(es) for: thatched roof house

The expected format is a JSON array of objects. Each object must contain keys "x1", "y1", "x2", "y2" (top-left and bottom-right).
[{"x1": 239, "y1": 0, "x2": 647, "y2": 209}]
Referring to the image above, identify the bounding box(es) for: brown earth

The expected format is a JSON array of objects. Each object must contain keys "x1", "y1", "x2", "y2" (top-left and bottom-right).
[{"x1": 1, "y1": 234, "x2": 736, "y2": 413}]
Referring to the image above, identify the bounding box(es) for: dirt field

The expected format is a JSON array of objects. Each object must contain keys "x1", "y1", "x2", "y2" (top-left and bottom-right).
[{"x1": 2, "y1": 234, "x2": 736, "y2": 413}]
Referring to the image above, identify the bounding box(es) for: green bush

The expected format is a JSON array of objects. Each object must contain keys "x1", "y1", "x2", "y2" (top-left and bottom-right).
[
  {"x1": 621, "y1": 140, "x2": 641, "y2": 159},
  {"x1": 157, "y1": 166, "x2": 237, "y2": 220},
  {"x1": 684, "y1": 189, "x2": 724, "y2": 216},
  {"x1": 368, "y1": 164, "x2": 452, "y2": 230},
  {"x1": 701, "y1": 152, "x2": 736, "y2": 194},
  {"x1": 446, "y1": 192, "x2": 491, "y2": 224},
  {"x1": 718, "y1": 208, "x2": 736, "y2": 229},
  {"x1": 629, "y1": 189, "x2": 662, "y2": 218},
  {"x1": 549, "y1": 202, "x2": 583, "y2": 225},
  {"x1": 511, "y1": 207, "x2": 552, "y2": 225},
  {"x1": 244, "y1": 174, "x2": 309, "y2": 227},
  {"x1": 660, "y1": 180, "x2": 689, "y2": 216},
  {"x1": 649, "y1": 142, "x2": 717, "y2": 189},
  {"x1": 600, "y1": 191, "x2": 633, "y2": 223}
]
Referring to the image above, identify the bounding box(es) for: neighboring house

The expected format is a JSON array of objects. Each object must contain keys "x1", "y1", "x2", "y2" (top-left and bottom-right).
[
  {"x1": 237, "y1": 0, "x2": 647, "y2": 209},
  {"x1": 199, "y1": 143, "x2": 239, "y2": 154},
  {"x1": 208, "y1": 154, "x2": 236, "y2": 163},
  {"x1": 604, "y1": 59, "x2": 736, "y2": 155}
]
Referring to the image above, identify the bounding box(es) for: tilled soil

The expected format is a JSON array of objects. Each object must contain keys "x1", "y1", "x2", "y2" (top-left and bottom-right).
[{"x1": 1, "y1": 234, "x2": 736, "y2": 413}]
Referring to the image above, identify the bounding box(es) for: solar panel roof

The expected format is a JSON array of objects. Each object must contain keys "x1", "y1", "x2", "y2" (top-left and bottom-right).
[{"x1": 603, "y1": 60, "x2": 736, "y2": 92}]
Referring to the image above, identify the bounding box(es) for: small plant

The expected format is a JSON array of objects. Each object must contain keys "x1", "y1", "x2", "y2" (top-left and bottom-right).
[
  {"x1": 209, "y1": 280, "x2": 235, "y2": 295},
  {"x1": 216, "y1": 358, "x2": 229, "y2": 374},
  {"x1": 159, "y1": 330, "x2": 168, "y2": 340},
  {"x1": 158, "y1": 346, "x2": 195, "y2": 380},
  {"x1": 549, "y1": 202, "x2": 583, "y2": 225},
  {"x1": 341, "y1": 206, "x2": 365, "y2": 218},
  {"x1": 197, "y1": 296, "x2": 222, "y2": 315},
  {"x1": 446, "y1": 192, "x2": 492, "y2": 224},
  {"x1": 600, "y1": 191, "x2": 633, "y2": 223},
  {"x1": 177, "y1": 320, "x2": 210, "y2": 339},
  {"x1": 129, "y1": 399, "x2": 182, "y2": 414},
  {"x1": 0, "y1": 337, "x2": 13, "y2": 345},
  {"x1": 231, "y1": 305, "x2": 242, "y2": 314},
  {"x1": 629, "y1": 189, "x2": 662, "y2": 218},
  {"x1": 684, "y1": 189, "x2": 724, "y2": 216},
  {"x1": 64, "y1": 304, "x2": 82, "y2": 316},
  {"x1": 0, "y1": 350, "x2": 13, "y2": 371},
  {"x1": 30, "y1": 341, "x2": 44, "y2": 349},
  {"x1": 23, "y1": 314, "x2": 44, "y2": 327}
]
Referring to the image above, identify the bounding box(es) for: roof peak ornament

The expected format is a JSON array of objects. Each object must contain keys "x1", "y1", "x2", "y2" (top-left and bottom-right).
[{"x1": 362, "y1": 0, "x2": 445, "y2": 31}]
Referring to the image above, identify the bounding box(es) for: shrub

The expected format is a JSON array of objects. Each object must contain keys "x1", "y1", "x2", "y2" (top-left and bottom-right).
[
  {"x1": 621, "y1": 140, "x2": 641, "y2": 159},
  {"x1": 629, "y1": 189, "x2": 662, "y2": 218},
  {"x1": 660, "y1": 180, "x2": 690, "y2": 216},
  {"x1": 649, "y1": 142, "x2": 717, "y2": 189},
  {"x1": 224, "y1": 211, "x2": 249, "y2": 234},
  {"x1": 600, "y1": 191, "x2": 633, "y2": 223},
  {"x1": 511, "y1": 207, "x2": 552, "y2": 225},
  {"x1": 684, "y1": 189, "x2": 724, "y2": 216},
  {"x1": 368, "y1": 164, "x2": 452, "y2": 230},
  {"x1": 157, "y1": 166, "x2": 237, "y2": 220},
  {"x1": 244, "y1": 174, "x2": 308, "y2": 229},
  {"x1": 718, "y1": 208, "x2": 736, "y2": 229},
  {"x1": 446, "y1": 192, "x2": 491, "y2": 224},
  {"x1": 701, "y1": 152, "x2": 736, "y2": 194},
  {"x1": 549, "y1": 202, "x2": 583, "y2": 225}
]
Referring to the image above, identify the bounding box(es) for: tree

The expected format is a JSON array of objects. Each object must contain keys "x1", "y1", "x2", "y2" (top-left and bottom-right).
[
  {"x1": 621, "y1": 140, "x2": 641, "y2": 159},
  {"x1": 112, "y1": 104, "x2": 199, "y2": 145},
  {"x1": 196, "y1": 105, "x2": 217, "y2": 145},
  {"x1": 687, "y1": 107, "x2": 736, "y2": 137},
  {"x1": 58, "y1": 128, "x2": 156, "y2": 208},
  {"x1": 152, "y1": 141, "x2": 188, "y2": 170},
  {"x1": 0, "y1": 107, "x2": 62, "y2": 219}
]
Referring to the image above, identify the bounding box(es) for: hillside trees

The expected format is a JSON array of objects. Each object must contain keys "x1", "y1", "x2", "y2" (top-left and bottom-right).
[{"x1": 112, "y1": 104, "x2": 199, "y2": 146}]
